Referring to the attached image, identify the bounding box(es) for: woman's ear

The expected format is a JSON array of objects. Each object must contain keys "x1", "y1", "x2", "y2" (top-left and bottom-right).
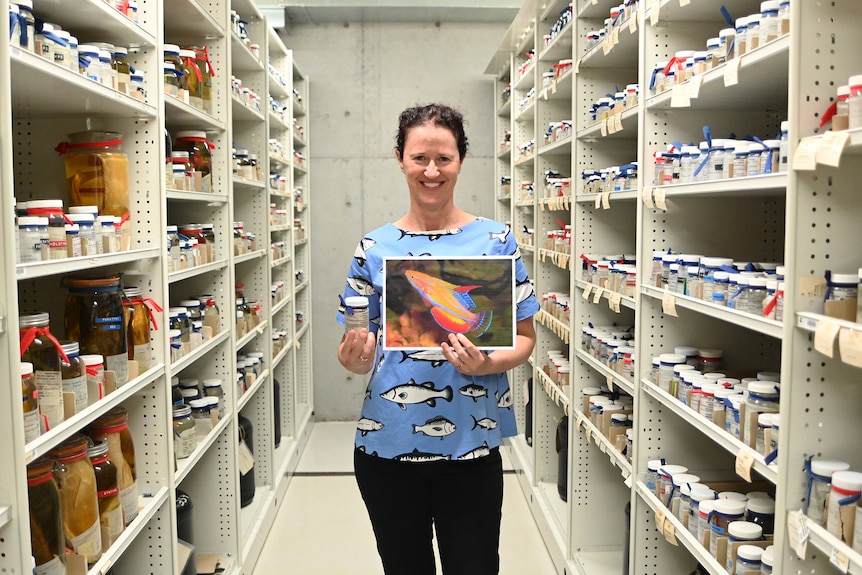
[{"x1": 395, "y1": 150, "x2": 404, "y2": 172}]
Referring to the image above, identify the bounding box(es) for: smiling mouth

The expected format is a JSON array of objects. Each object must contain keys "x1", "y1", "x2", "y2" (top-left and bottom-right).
[{"x1": 422, "y1": 182, "x2": 442, "y2": 188}]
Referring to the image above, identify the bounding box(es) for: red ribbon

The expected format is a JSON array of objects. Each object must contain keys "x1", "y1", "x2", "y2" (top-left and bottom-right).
[
  {"x1": 127, "y1": 296, "x2": 163, "y2": 330},
  {"x1": 86, "y1": 365, "x2": 101, "y2": 377},
  {"x1": 762, "y1": 290, "x2": 783, "y2": 317},
  {"x1": 199, "y1": 46, "x2": 215, "y2": 77},
  {"x1": 182, "y1": 55, "x2": 203, "y2": 85},
  {"x1": 19, "y1": 327, "x2": 69, "y2": 363},
  {"x1": 114, "y1": 212, "x2": 131, "y2": 231}
]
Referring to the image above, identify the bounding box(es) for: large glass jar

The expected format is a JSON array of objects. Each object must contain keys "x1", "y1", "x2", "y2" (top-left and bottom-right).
[
  {"x1": 197, "y1": 293, "x2": 220, "y2": 335},
  {"x1": 64, "y1": 276, "x2": 129, "y2": 387},
  {"x1": 112, "y1": 46, "x2": 131, "y2": 95},
  {"x1": 122, "y1": 287, "x2": 154, "y2": 372},
  {"x1": 89, "y1": 406, "x2": 138, "y2": 526},
  {"x1": 60, "y1": 340, "x2": 88, "y2": 414},
  {"x1": 189, "y1": 45, "x2": 214, "y2": 114},
  {"x1": 173, "y1": 404, "x2": 197, "y2": 458},
  {"x1": 57, "y1": 131, "x2": 129, "y2": 220},
  {"x1": 179, "y1": 48, "x2": 203, "y2": 110},
  {"x1": 27, "y1": 458, "x2": 65, "y2": 575},
  {"x1": 174, "y1": 131, "x2": 213, "y2": 194},
  {"x1": 50, "y1": 433, "x2": 102, "y2": 564},
  {"x1": 87, "y1": 440, "x2": 124, "y2": 551},
  {"x1": 19, "y1": 311, "x2": 64, "y2": 430},
  {"x1": 21, "y1": 361, "x2": 41, "y2": 444}
]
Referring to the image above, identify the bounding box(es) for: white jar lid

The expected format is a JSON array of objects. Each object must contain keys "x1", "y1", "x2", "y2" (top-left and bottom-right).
[
  {"x1": 581, "y1": 387, "x2": 601, "y2": 396},
  {"x1": 698, "y1": 348, "x2": 723, "y2": 358},
  {"x1": 747, "y1": 496, "x2": 776, "y2": 514},
  {"x1": 810, "y1": 459, "x2": 850, "y2": 477},
  {"x1": 164, "y1": 43, "x2": 180, "y2": 54},
  {"x1": 761, "y1": 0, "x2": 782, "y2": 10},
  {"x1": 344, "y1": 296, "x2": 369, "y2": 307},
  {"x1": 690, "y1": 486, "x2": 716, "y2": 502},
  {"x1": 699, "y1": 499, "x2": 716, "y2": 513},
  {"x1": 719, "y1": 28, "x2": 736, "y2": 37},
  {"x1": 749, "y1": 277, "x2": 769, "y2": 287},
  {"x1": 832, "y1": 471, "x2": 862, "y2": 492},
  {"x1": 758, "y1": 412, "x2": 778, "y2": 426},
  {"x1": 672, "y1": 473, "x2": 701, "y2": 487},
  {"x1": 80, "y1": 354, "x2": 104, "y2": 366},
  {"x1": 21, "y1": 362, "x2": 33, "y2": 376},
  {"x1": 706, "y1": 37, "x2": 720, "y2": 47},
  {"x1": 659, "y1": 353, "x2": 686, "y2": 365},
  {"x1": 188, "y1": 398, "x2": 208, "y2": 408},
  {"x1": 719, "y1": 491, "x2": 749, "y2": 501},
  {"x1": 728, "y1": 520, "x2": 763, "y2": 539},
  {"x1": 658, "y1": 464, "x2": 688, "y2": 477},
  {"x1": 17, "y1": 216, "x2": 47, "y2": 226},
  {"x1": 27, "y1": 199, "x2": 63, "y2": 209},
  {"x1": 176, "y1": 130, "x2": 207, "y2": 139},
  {"x1": 735, "y1": 16, "x2": 750, "y2": 27},
  {"x1": 700, "y1": 257, "x2": 733, "y2": 268},
  {"x1": 830, "y1": 273, "x2": 858, "y2": 285},
  {"x1": 713, "y1": 498, "x2": 747, "y2": 515},
  {"x1": 761, "y1": 545, "x2": 774, "y2": 566},
  {"x1": 203, "y1": 379, "x2": 222, "y2": 387},
  {"x1": 748, "y1": 381, "x2": 780, "y2": 394},
  {"x1": 737, "y1": 544, "x2": 764, "y2": 561}
]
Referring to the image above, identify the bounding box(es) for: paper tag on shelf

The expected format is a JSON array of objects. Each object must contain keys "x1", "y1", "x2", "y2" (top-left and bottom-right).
[
  {"x1": 595, "y1": 192, "x2": 603, "y2": 209},
  {"x1": 629, "y1": 13, "x2": 638, "y2": 34},
  {"x1": 653, "y1": 188, "x2": 668, "y2": 210},
  {"x1": 598, "y1": 439, "x2": 607, "y2": 453},
  {"x1": 585, "y1": 424, "x2": 593, "y2": 442},
  {"x1": 650, "y1": 6, "x2": 660, "y2": 25},
  {"x1": 606, "y1": 373, "x2": 615, "y2": 387},
  {"x1": 592, "y1": 0, "x2": 598, "y2": 4},
  {"x1": 735, "y1": 448, "x2": 755, "y2": 482},
  {"x1": 608, "y1": 116, "x2": 619, "y2": 134},
  {"x1": 814, "y1": 317, "x2": 841, "y2": 358},
  {"x1": 601, "y1": 118, "x2": 609, "y2": 137},
  {"x1": 612, "y1": 27, "x2": 620, "y2": 46},
  {"x1": 602, "y1": 35, "x2": 613, "y2": 55},
  {"x1": 610, "y1": 293, "x2": 622, "y2": 313},
  {"x1": 582, "y1": 283, "x2": 594, "y2": 299},
  {"x1": 662, "y1": 292, "x2": 678, "y2": 317},
  {"x1": 724, "y1": 58, "x2": 741, "y2": 86},
  {"x1": 792, "y1": 137, "x2": 819, "y2": 171},
  {"x1": 839, "y1": 328, "x2": 862, "y2": 368},
  {"x1": 624, "y1": 473, "x2": 633, "y2": 488},
  {"x1": 655, "y1": 508, "x2": 666, "y2": 533},
  {"x1": 687, "y1": 74, "x2": 703, "y2": 99},
  {"x1": 787, "y1": 510, "x2": 809, "y2": 559},
  {"x1": 830, "y1": 548, "x2": 851, "y2": 573},
  {"x1": 679, "y1": 0, "x2": 690, "y2": 6},
  {"x1": 816, "y1": 130, "x2": 850, "y2": 167},
  {"x1": 642, "y1": 187, "x2": 655, "y2": 209},
  {"x1": 238, "y1": 439, "x2": 255, "y2": 475},
  {"x1": 664, "y1": 521, "x2": 679, "y2": 545},
  {"x1": 670, "y1": 84, "x2": 690, "y2": 107},
  {"x1": 593, "y1": 287, "x2": 605, "y2": 304},
  {"x1": 576, "y1": 413, "x2": 586, "y2": 430},
  {"x1": 601, "y1": 190, "x2": 611, "y2": 209}
]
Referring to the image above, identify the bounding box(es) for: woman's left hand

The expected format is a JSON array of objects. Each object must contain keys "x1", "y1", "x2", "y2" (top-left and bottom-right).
[{"x1": 442, "y1": 333, "x2": 489, "y2": 376}]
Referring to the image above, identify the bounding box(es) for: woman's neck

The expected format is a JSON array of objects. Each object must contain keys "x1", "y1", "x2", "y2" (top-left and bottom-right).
[{"x1": 395, "y1": 208, "x2": 470, "y2": 232}]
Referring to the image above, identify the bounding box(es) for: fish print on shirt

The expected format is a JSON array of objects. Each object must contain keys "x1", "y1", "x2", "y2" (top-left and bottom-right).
[
  {"x1": 471, "y1": 416, "x2": 498, "y2": 431},
  {"x1": 358, "y1": 445, "x2": 379, "y2": 457},
  {"x1": 488, "y1": 228, "x2": 509, "y2": 244},
  {"x1": 497, "y1": 388, "x2": 513, "y2": 410},
  {"x1": 395, "y1": 448, "x2": 451, "y2": 463},
  {"x1": 404, "y1": 270, "x2": 493, "y2": 336},
  {"x1": 398, "y1": 350, "x2": 447, "y2": 368},
  {"x1": 357, "y1": 417, "x2": 384, "y2": 436},
  {"x1": 380, "y1": 379, "x2": 454, "y2": 410},
  {"x1": 354, "y1": 237, "x2": 377, "y2": 267},
  {"x1": 347, "y1": 276, "x2": 376, "y2": 296},
  {"x1": 412, "y1": 416, "x2": 457, "y2": 439},
  {"x1": 458, "y1": 442, "x2": 491, "y2": 460},
  {"x1": 398, "y1": 228, "x2": 462, "y2": 242},
  {"x1": 459, "y1": 383, "x2": 488, "y2": 402}
]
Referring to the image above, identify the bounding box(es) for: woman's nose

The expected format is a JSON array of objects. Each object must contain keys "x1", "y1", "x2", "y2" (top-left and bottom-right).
[{"x1": 424, "y1": 162, "x2": 439, "y2": 177}]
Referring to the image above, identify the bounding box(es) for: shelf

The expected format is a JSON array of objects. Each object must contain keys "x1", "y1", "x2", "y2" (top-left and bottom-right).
[
  {"x1": 575, "y1": 280, "x2": 637, "y2": 311},
  {"x1": 635, "y1": 480, "x2": 730, "y2": 575},
  {"x1": 166, "y1": 189, "x2": 230, "y2": 203},
  {"x1": 573, "y1": 411, "x2": 632, "y2": 477},
  {"x1": 88, "y1": 488, "x2": 171, "y2": 575},
  {"x1": 575, "y1": 190, "x2": 639, "y2": 203},
  {"x1": 641, "y1": 285, "x2": 784, "y2": 339},
  {"x1": 578, "y1": 16, "x2": 638, "y2": 69},
  {"x1": 536, "y1": 309, "x2": 571, "y2": 344},
  {"x1": 642, "y1": 173, "x2": 788, "y2": 199},
  {"x1": 806, "y1": 519, "x2": 862, "y2": 575},
  {"x1": 538, "y1": 21, "x2": 573, "y2": 63},
  {"x1": 271, "y1": 256, "x2": 292, "y2": 269},
  {"x1": 31, "y1": 0, "x2": 156, "y2": 47},
  {"x1": 236, "y1": 319, "x2": 269, "y2": 350},
  {"x1": 231, "y1": 32, "x2": 265, "y2": 72},
  {"x1": 270, "y1": 224, "x2": 292, "y2": 232},
  {"x1": 168, "y1": 258, "x2": 229, "y2": 284},
  {"x1": 641, "y1": 380, "x2": 778, "y2": 484},
  {"x1": 234, "y1": 248, "x2": 268, "y2": 265},
  {"x1": 536, "y1": 368, "x2": 571, "y2": 413},
  {"x1": 171, "y1": 330, "x2": 231, "y2": 374},
  {"x1": 237, "y1": 369, "x2": 269, "y2": 412},
  {"x1": 232, "y1": 95, "x2": 266, "y2": 122},
  {"x1": 538, "y1": 249, "x2": 572, "y2": 271},
  {"x1": 651, "y1": 0, "x2": 779, "y2": 23},
  {"x1": 16, "y1": 248, "x2": 161, "y2": 281},
  {"x1": 175, "y1": 412, "x2": 234, "y2": 485},
  {"x1": 575, "y1": 349, "x2": 635, "y2": 396},
  {"x1": 796, "y1": 312, "x2": 862, "y2": 367},
  {"x1": 165, "y1": 96, "x2": 227, "y2": 132},
  {"x1": 539, "y1": 195, "x2": 572, "y2": 210},
  {"x1": 164, "y1": 0, "x2": 226, "y2": 41},
  {"x1": 272, "y1": 295, "x2": 292, "y2": 316},
  {"x1": 513, "y1": 63, "x2": 535, "y2": 91},
  {"x1": 539, "y1": 135, "x2": 573, "y2": 157},
  {"x1": 295, "y1": 322, "x2": 310, "y2": 341},
  {"x1": 232, "y1": 175, "x2": 267, "y2": 190},
  {"x1": 576, "y1": 107, "x2": 638, "y2": 141},
  {"x1": 268, "y1": 73, "x2": 291, "y2": 99},
  {"x1": 272, "y1": 339, "x2": 293, "y2": 369},
  {"x1": 646, "y1": 36, "x2": 790, "y2": 112},
  {"x1": 10, "y1": 47, "x2": 158, "y2": 119},
  {"x1": 269, "y1": 110, "x2": 290, "y2": 131},
  {"x1": 295, "y1": 279, "x2": 310, "y2": 293}
]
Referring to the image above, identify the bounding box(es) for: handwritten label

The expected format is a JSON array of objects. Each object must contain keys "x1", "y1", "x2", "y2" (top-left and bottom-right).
[
  {"x1": 839, "y1": 328, "x2": 862, "y2": 368},
  {"x1": 662, "y1": 292, "x2": 678, "y2": 317},
  {"x1": 670, "y1": 84, "x2": 690, "y2": 107},
  {"x1": 787, "y1": 510, "x2": 809, "y2": 559},
  {"x1": 687, "y1": 74, "x2": 703, "y2": 99},
  {"x1": 612, "y1": 27, "x2": 620, "y2": 46},
  {"x1": 724, "y1": 57, "x2": 741, "y2": 87},
  {"x1": 664, "y1": 520, "x2": 679, "y2": 545},
  {"x1": 816, "y1": 130, "x2": 850, "y2": 167},
  {"x1": 595, "y1": 192, "x2": 603, "y2": 209},
  {"x1": 735, "y1": 448, "x2": 755, "y2": 482},
  {"x1": 830, "y1": 548, "x2": 850, "y2": 573},
  {"x1": 613, "y1": 113, "x2": 624, "y2": 133},
  {"x1": 650, "y1": 6, "x2": 660, "y2": 26},
  {"x1": 653, "y1": 188, "x2": 668, "y2": 210},
  {"x1": 814, "y1": 317, "x2": 841, "y2": 358},
  {"x1": 601, "y1": 190, "x2": 611, "y2": 209},
  {"x1": 582, "y1": 283, "x2": 593, "y2": 300},
  {"x1": 792, "y1": 137, "x2": 819, "y2": 171},
  {"x1": 679, "y1": 0, "x2": 690, "y2": 5},
  {"x1": 601, "y1": 117, "x2": 609, "y2": 137},
  {"x1": 593, "y1": 287, "x2": 605, "y2": 304},
  {"x1": 610, "y1": 293, "x2": 623, "y2": 313},
  {"x1": 655, "y1": 508, "x2": 666, "y2": 534},
  {"x1": 642, "y1": 187, "x2": 655, "y2": 209},
  {"x1": 629, "y1": 13, "x2": 638, "y2": 34}
]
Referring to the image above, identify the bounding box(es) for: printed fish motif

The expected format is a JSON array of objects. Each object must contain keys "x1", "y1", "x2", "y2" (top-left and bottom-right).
[
  {"x1": 489, "y1": 229, "x2": 509, "y2": 244},
  {"x1": 358, "y1": 445, "x2": 379, "y2": 457},
  {"x1": 516, "y1": 277, "x2": 535, "y2": 302},
  {"x1": 395, "y1": 448, "x2": 451, "y2": 463},
  {"x1": 347, "y1": 276, "x2": 376, "y2": 296},
  {"x1": 357, "y1": 417, "x2": 384, "y2": 436},
  {"x1": 458, "y1": 442, "x2": 491, "y2": 460},
  {"x1": 459, "y1": 383, "x2": 489, "y2": 402},
  {"x1": 413, "y1": 416, "x2": 457, "y2": 439},
  {"x1": 398, "y1": 350, "x2": 447, "y2": 368},
  {"x1": 398, "y1": 228, "x2": 462, "y2": 241},
  {"x1": 497, "y1": 388, "x2": 513, "y2": 409},
  {"x1": 354, "y1": 237, "x2": 376, "y2": 267},
  {"x1": 404, "y1": 270, "x2": 493, "y2": 336},
  {"x1": 380, "y1": 379, "x2": 453, "y2": 410},
  {"x1": 471, "y1": 416, "x2": 498, "y2": 431}
]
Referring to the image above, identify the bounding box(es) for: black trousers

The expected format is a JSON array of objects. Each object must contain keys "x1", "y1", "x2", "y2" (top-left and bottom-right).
[{"x1": 354, "y1": 447, "x2": 504, "y2": 575}]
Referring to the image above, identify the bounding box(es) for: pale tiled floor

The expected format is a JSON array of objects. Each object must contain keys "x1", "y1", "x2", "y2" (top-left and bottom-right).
[{"x1": 252, "y1": 422, "x2": 558, "y2": 575}]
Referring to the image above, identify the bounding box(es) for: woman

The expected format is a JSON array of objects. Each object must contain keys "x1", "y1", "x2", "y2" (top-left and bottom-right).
[{"x1": 337, "y1": 103, "x2": 539, "y2": 575}]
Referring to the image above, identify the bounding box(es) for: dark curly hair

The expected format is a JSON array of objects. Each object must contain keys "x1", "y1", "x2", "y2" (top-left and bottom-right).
[{"x1": 395, "y1": 104, "x2": 469, "y2": 161}]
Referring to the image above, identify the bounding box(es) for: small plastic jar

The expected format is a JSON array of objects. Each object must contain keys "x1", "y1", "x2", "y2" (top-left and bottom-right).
[
  {"x1": 21, "y1": 362, "x2": 40, "y2": 444},
  {"x1": 759, "y1": 2, "x2": 782, "y2": 46},
  {"x1": 697, "y1": 349, "x2": 724, "y2": 373},
  {"x1": 744, "y1": 382, "x2": 780, "y2": 446},
  {"x1": 710, "y1": 498, "x2": 747, "y2": 556},
  {"x1": 669, "y1": 473, "x2": 701, "y2": 510},
  {"x1": 173, "y1": 404, "x2": 197, "y2": 458},
  {"x1": 727, "y1": 522, "x2": 763, "y2": 555},
  {"x1": 17, "y1": 216, "x2": 48, "y2": 263},
  {"x1": 848, "y1": 75, "x2": 862, "y2": 130},
  {"x1": 734, "y1": 17, "x2": 750, "y2": 58},
  {"x1": 746, "y1": 14, "x2": 762, "y2": 52},
  {"x1": 760, "y1": 544, "x2": 774, "y2": 574},
  {"x1": 343, "y1": 296, "x2": 370, "y2": 334},
  {"x1": 827, "y1": 273, "x2": 858, "y2": 309},
  {"x1": 719, "y1": 28, "x2": 736, "y2": 63},
  {"x1": 706, "y1": 37, "x2": 721, "y2": 68},
  {"x1": 807, "y1": 459, "x2": 851, "y2": 524},
  {"x1": 826, "y1": 470, "x2": 862, "y2": 544},
  {"x1": 658, "y1": 464, "x2": 688, "y2": 505},
  {"x1": 658, "y1": 354, "x2": 686, "y2": 395},
  {"x1": 747, "y1": 496, "x2": 776, "y2": 535},
  {"x1": 647, "y1": 459, "x2": 665, "y2": 496},
  {"x1": 689, "y1": 487, "x2": 717, "y2": 537},
  {"x1": 735, "y1": 545, "x2": 763, "y2": 575},
  {"x1": 698, "y1": 499, "x2": 716, "y2": 545}
]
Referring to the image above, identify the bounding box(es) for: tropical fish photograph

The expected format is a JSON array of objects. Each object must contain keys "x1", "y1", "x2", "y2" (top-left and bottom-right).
[{"x1": 382, "y1": 256, "x2": 516, "y2": 350}]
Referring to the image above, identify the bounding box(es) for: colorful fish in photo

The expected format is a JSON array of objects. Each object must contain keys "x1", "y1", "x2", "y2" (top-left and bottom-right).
[{"x1": 404, "y1": 270, "x2": 493, "y2": 336}]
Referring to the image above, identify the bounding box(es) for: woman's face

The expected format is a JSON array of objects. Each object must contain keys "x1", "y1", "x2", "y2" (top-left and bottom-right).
[{"x1": 396, "y1": 123, "x2": 462, "y2": 213}]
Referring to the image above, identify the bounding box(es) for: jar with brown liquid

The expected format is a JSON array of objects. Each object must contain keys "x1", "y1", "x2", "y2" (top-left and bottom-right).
[
  {"x1": 58, "y1": 131, "x2": 129, "y2": 219},
  {"x1": 50, "y1": 433, "x2": 102, "y2": 564},
  {"x1": 21, "y1": 362, "x2": 41, "y2": 444},
  {"x1": 87, "y1": 440, "x2": 124, "y2": 551},
  {"x1": 122, "y1": 287, "x2": 153, "y2": 372},
  {"x1": 89, "y1": 406, "x2": 138, "y2": 527},
  {"x1": 19, "y1": 312, "x2": 64, "y2": 430},
  {"x1": 27, "y1": 458, "x2": 65, "y2": 575},
  {"x1": 60, "y1": 340, "x2": 88, "y2": 414},
  {"x1": 189, "y1": 45, "x2": 214, "y2": 114},
  {"x1": 64, "y1": 276, "x2": 129, "y2": 387}
]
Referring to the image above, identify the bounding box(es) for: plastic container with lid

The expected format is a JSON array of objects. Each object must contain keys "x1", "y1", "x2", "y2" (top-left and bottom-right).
[
  {"x1": 698, "y1": 499, "x2": 716, "y2": 545},
  {"x1": 658, "y1": 353, "x2": 686, "y2": 395},
  {"x1": 747, "y1": 495, "x2": 776, "y2": 535},
  {"x1": 734, "y1": 16, "x2": 750, "y2": 58},
  {"x1": 57, "y1": 131, "x2": 129, "y2": 222},
  {"x1": 343, "y1": 295, "x2": 370, "y2": 334},
  {"x1": 658, "y1": 464, "x2": 688, "y2": 504},
  {"x1": 179, "y1": 48, "x2": 203, "y2": 109},
  {"x1": 189, "y1": 398, "x2": 214, "y2": 438},
  {"x1": 710, "y1": 498, "x2": 747, "y2": 556},
  {"x1": 849, "y1": 74, "x2": 862, "y2": 130},
  {"x1": 81, "y1": 354, "x2": 104, "y2": 405},
  {"x1": 760, "y1": 544, "x2": 774, "y2": 574},
  {"x1": 647, "y1": 459, "x2": 665, "y2": 496},
  {"x1": 173, "y1": 404, "x2": 197, "y2": 458},
  {"x1": 123, "y1": 287, "x2": 156, "y2": 372},
  {"x1": 697, "y1": 348, "x2": 723, "y2": 373},
  {"x1": 826, "y1": 470, "x2": 862, "y2": 543},
  {"x1": 743, "y1": 382, "x2": 779, "y2": 447},
  {"x1": 689, "y1": 486, "x2": 717, "y2": 537},
  {"x1": 67, "y1": 212, "x2": 96, "y2": 256},
  {"x1": 806, "y1": 459, "x2": 851, "y2": 524},
  {"x1": 17, "y1": 215, "x2": 48, "y2": 263},
  {"x1": 735, "y1": 545, "x2": 763, "y2": 575}
]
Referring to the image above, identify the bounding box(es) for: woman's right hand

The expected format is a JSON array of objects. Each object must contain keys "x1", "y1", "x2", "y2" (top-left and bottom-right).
[{"x1": 338, "y1": 328, "x2": 377, "y2": 374}]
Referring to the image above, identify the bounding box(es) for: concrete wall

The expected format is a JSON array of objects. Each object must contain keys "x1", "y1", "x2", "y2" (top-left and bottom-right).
[{"x1": 281, "y1": 20, "x2": 507, "y2": 420}]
